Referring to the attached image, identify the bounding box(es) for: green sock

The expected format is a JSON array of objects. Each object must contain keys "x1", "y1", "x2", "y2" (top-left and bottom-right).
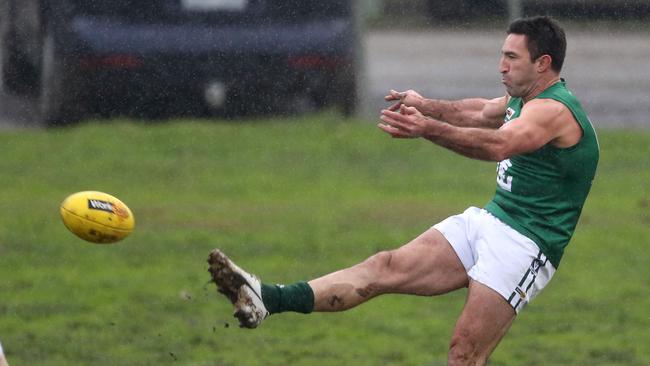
[{"x1": 261, "y1": 282, "x2": 314, "y2": 315}]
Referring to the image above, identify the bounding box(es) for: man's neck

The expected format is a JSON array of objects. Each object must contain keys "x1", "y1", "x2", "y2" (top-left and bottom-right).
[{"x1": 522, "y1": 75, "x2": 562, "y2": 103}]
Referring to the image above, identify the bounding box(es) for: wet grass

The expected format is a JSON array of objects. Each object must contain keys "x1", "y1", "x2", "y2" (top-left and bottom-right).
[{"x1": 0, "y1": 115, "x2": 648, "y2": 365}]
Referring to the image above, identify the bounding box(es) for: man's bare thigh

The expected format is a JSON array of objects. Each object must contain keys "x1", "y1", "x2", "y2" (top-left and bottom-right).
[{"x1": 384, "y1": 226, "x2": 469, "y2": 296}]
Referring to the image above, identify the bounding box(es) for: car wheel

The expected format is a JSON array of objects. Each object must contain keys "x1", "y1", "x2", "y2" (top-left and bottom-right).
[
  {"x1": 0, "y1": 2, "x2": 26, "y2": 94},
  {"x1": 340, "y1": 76, "x2": 356, "y2": 117},
  {"x1": 337, "y1": 60, "x2": 357, "y2": 118},
  {"x1": 38, "y1": 26, "x2": 77, "y2": 127}
]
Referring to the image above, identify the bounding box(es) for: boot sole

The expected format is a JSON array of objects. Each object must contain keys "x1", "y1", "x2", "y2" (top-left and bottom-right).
[{"x1": 207, "y1": 249, "x2": 260, "y2": 328}]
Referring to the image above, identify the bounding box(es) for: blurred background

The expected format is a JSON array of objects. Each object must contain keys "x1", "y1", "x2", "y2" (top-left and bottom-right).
[
  {"x1": 1, "y1": 2, "x2": 648, "y2": 365},
  {"x1": 0, "y1": 0, "x2": 648, "y2": 128}
]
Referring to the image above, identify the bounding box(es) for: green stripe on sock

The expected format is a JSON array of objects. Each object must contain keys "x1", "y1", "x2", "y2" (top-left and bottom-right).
[{"x1": 261, "y1": 282, "x2": 314, "y2": 315}]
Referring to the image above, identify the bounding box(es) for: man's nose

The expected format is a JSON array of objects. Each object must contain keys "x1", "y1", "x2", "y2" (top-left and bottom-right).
[{"x1": 499, "y1": 58, "x2": 508, "y2": 74}]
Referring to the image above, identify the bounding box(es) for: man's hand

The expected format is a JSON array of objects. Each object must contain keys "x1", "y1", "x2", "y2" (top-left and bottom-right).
[
  {"x1": 378, "y1": 105, "x2": 433, "y2": 138},
  {"x1": 384, "y1": 89, "x2": 424, "y2": 112}
]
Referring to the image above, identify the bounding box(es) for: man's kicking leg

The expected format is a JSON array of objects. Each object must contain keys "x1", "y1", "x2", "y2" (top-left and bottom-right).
[{"x1": 208, "y1": 227, "x2": 468, "y2": 327}]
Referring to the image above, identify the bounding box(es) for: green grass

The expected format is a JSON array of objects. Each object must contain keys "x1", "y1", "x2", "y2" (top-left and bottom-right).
[{"x1": 0, "y1": 114, "x2": 648, "y2": 365}]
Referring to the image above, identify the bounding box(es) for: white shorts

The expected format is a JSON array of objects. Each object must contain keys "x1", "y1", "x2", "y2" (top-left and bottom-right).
[{"x1": 434, "y1": 207, "x2": 556, "y2": 313}]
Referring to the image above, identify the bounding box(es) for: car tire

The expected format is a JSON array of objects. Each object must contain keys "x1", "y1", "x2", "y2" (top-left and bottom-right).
[
  {"x1": 335, "y1": 59, "x2": 357, "y2": 118},
  {"x1": 340, "y1": 70, "x2": 357, "y2": 118},
  {"x1": 0, "y1": 2, "x2": 26, "y2": 94},
  {"x1": 38, "y1": 26, "x2": 78, "y2": 127}
]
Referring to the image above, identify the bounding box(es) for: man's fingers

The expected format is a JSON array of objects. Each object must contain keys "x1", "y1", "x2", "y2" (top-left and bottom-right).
[
  {"x1": 388, "y1": 102, "x2": 401, "y2": 111},
  {"x1": 382, "y1": 108, "x2": 408, "y2": 121},
  {"x1": 384, "y1": 89, "x2": 406, "y2": 101},
  {"x1": 377, "y1": 123, "x2": 412, "y2": 138},
  {"x1": 400, "y1": 104, "x2": 419, "y2": 115},
  {"x1": 380, "y1": 109, "x2": 411, "y2": 131}
]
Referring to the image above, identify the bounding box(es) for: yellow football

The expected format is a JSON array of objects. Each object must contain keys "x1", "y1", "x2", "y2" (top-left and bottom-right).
[{"x1": 60, "y1": 191, "x2": 135, "y2": 244}]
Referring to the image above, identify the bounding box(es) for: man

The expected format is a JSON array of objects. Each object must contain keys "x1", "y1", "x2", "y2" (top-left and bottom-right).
[
  {"x1": 0, "y1": 340, "x2": 9, "y2": 366},
  {"x1": 208, "y1": 16, "x2": 599, "y2": 365}
]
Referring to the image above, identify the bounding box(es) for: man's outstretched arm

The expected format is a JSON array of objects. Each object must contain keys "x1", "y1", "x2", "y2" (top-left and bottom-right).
[
  {"x1": 378, "y1": 99, "x2": 575, "y2": 162},
  {"x1": 385, "y1": 90, "x2": 507, "y2": 129}
]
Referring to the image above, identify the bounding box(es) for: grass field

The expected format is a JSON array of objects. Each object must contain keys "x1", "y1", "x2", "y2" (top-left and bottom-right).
[{"x1": 0, "y1": 114, "x2": 648, "y2": 365}]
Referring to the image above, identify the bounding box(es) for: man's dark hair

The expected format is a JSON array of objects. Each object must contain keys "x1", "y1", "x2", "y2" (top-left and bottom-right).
[{"x1": 507, "y1": 16, "x2": 566, "y2": 73}]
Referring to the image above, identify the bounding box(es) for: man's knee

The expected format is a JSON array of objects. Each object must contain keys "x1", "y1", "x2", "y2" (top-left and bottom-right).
[
  {"x1": 361, "y1": 250, "x2": 394, "y2": 275},
  {"x1": 448, "y1": 332, "x2": 485, "y2": 366}
]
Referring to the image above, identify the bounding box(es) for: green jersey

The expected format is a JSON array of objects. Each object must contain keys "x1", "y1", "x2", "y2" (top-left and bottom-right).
[{"x1": 484, "y1": 80, "x2": 599, "y2": 268}]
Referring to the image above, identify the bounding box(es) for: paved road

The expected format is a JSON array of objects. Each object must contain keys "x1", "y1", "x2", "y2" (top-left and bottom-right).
[{"x1": 2, "y1": 28, "x2": 649, "y2": 129}]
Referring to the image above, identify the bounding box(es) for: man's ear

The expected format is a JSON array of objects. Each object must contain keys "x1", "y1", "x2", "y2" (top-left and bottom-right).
[{"x1": 536, "y1": 54, "x2": 553, "y2": 73}]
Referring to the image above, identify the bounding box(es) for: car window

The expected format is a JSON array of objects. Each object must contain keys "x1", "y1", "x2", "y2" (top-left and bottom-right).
[
  {"x1": 181, "y1": 0, "x2": 248, "y2": 12},
  {"x1": 70, "y1": 0, "x2": 171, "y2": 16},
  {"x1": 70, "y1": 0, "x2": 351, "y2": 23}
]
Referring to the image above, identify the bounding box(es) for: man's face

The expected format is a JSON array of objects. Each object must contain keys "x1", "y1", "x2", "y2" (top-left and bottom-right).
[{"x1": 499, "y1": 34, "x2": 538, "y2": 98}]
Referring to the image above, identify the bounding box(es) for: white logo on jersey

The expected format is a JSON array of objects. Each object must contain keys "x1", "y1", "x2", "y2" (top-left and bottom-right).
[
  {"x1": 505, "y1": 107, "x2": 515, "y2": 122},
  {"x1": 497, "y1": 159, "x2": 513, "y2": 192}
]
